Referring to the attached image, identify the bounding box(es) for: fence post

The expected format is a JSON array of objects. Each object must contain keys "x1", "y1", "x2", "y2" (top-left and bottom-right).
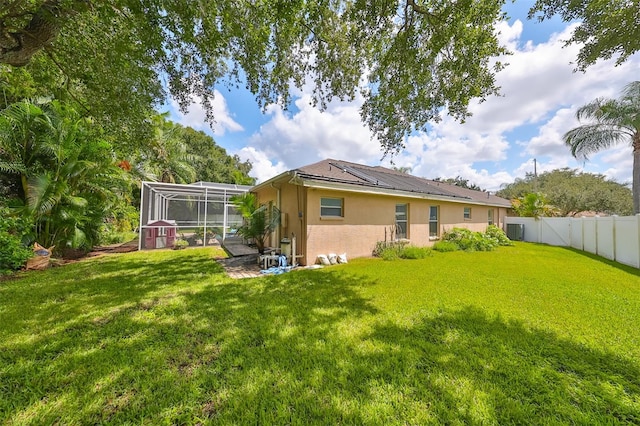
[
  {"x1": 637, "y1": 214, "x2": 640, "y2": 268},
  {"x1": 612, "y1": 215, "x2": 617, "y2": 263},
  {"x1": 538, "y1": 218, "x2": 543, "y2": 243}
]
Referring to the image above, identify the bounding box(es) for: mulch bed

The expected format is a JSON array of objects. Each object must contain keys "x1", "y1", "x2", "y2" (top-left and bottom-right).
[{"x1": 57, "y1": 240, "x2": 139, "y2": 264}]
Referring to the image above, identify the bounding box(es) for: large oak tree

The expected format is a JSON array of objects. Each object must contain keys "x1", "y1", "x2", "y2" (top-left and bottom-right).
[{"x1": 1, "y1": 0, "x2": 509, "y2": 153}]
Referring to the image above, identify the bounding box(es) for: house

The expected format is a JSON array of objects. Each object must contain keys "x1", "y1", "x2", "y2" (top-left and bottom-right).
[{"x1": 252, "y1": 159, "x2": 512, "y2": 265}]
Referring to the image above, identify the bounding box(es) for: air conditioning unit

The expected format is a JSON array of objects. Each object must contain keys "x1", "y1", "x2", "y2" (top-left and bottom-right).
[{"x1": 506, "y1": 223, "x2": 524, "y2": 241}]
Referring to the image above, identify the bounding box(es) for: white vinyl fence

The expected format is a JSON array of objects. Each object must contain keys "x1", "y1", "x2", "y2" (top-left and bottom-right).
[{"x1": 504, "y1": 215, "x2": 640, "y2": 268}]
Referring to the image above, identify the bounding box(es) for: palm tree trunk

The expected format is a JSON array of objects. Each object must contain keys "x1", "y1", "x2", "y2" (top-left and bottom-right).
[{"x1": 633, "y1": 132, "x2": 640, "y2": 214}]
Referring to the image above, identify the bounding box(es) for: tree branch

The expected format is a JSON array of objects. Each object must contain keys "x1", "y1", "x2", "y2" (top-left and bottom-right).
[
  {"x1": 43, "y1": 47, "x2": 92, "y2": 114},
  {"x1": 0, "y1": 0, "x2": 88, "y2": 67}
]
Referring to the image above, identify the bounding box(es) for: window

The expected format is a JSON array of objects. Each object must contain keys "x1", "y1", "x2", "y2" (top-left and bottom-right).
[
  {"x1": 395, "y1": 204, "x2": 408, "y2": 239},
  {"x1": 464, "y1": 207, "x2": 472, "y2": 220},
  {"x1": 488, "y1": 209, "x2": 494, "y2": 225},
  {"x1": 320, "y1": 197, "x2": 343, "y2": 217},
  {"x1": 429, "y1": 205, "x2": 439, "y2": 238}
]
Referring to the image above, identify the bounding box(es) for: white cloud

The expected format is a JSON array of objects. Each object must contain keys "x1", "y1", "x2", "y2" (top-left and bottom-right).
[
  {"x1": 236, "y1": 146, "x2": 288, "y2": 184},
  {"x1": 170, "y1": 90, "x2": 243, "y2": 136},
  {"x1": 246, "y1": 94, "x2": 381, "y2": 171},
  {"x1": 495, "y1": 19, "x2": 523, "y2": 51},
  {"x1": 525, "y1": 107, "x2": 577, "y2": 158},
  {"x1": 224, "y1": 17, "x2": 640, "y2": 190}
]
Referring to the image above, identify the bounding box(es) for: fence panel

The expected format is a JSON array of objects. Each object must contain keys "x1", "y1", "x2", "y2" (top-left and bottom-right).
[
  {"x1": 596, "y1": 217, "x2": 615, "y2": 260},
  {"x1": 570, "y1": 218, "x2": 583, "y2": 250},
  {"x1": 504, "y1": 215, "x2": 640, "y2": 268},
  {"x1": 540, "y1": 218, "x2": 571, "y2": 246},
  {"x1": 581, "y1": 218, "x2": 597, "y2": 255},
  {"x1": 615, "y1": 216, "x2": 640, "y2": 268}
]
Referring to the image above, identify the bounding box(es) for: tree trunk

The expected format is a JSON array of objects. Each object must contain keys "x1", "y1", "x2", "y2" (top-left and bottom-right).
[
  {"x1": 633, "y1": 132, "x2": 640, "y2": 214},
  {"x1": 0, "y1": 1, "x2": 64, "y2": 66}
]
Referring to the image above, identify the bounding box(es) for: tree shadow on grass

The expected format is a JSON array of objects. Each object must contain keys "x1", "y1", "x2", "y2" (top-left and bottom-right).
[{"x1": 2, "y1": 266, "x2": 639, "y2": 424}]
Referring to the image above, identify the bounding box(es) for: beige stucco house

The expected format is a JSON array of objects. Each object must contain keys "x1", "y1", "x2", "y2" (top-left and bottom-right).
[{"x1": 252, "y1": 159, "x2": 511, "y2": 265}]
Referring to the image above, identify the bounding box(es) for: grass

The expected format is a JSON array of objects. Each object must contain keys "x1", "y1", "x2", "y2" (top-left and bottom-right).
[{"x1": 1, "y1": 243, "x2": 639, "y2": 424}]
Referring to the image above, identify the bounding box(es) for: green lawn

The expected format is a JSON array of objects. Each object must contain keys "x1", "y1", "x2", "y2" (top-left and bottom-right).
[{"x1": 1, "y1": 244, "x2": 639, "y2": 424}]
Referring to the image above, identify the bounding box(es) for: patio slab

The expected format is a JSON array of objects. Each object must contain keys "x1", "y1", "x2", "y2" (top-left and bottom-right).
[
  {"x1": 217, "y1": 254, "x2": 262, "y2": 279},
  {"x1": 222, "y1": 237, "x2": 259, "y2": 257}
]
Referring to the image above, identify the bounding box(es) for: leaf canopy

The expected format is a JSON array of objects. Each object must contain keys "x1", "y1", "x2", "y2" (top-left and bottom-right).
[{"x1": 1, "y1": 0, "x2": 509, "y2": 153}]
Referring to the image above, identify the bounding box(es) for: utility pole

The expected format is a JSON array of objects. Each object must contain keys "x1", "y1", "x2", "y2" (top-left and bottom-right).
[{"x1": 533, "y1": 158, "x2": 537, "y2": 178}]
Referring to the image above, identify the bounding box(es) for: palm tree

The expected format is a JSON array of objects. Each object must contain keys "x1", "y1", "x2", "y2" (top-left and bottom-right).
[
  {"x1": 0, "y1": 99, "x2": 128, "y2": 250},
  {"x1": 564, "y1": 81, "x2": 640, "y2": 213},
  {"x1": 135, "y1": 113, "x2": 197, "y2": 184},
  {"x1": 230, "y1": 192, "x2": 280, "y2": 252},
  {"x1": 511, "y1": 192, "x2": 559, "y2": 218}
]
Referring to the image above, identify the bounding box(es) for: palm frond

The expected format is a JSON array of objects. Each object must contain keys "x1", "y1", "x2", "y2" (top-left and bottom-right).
[
  {"x1": 564, "y1": 124, "x2": 631, "y2": 159},
  {"x1": 0, "y1": 160, "x2": 25, "y2": 174}
]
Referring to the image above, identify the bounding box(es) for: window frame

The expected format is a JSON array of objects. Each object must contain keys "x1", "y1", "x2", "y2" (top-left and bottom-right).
[
  {"x1": 320, "y1": 197, "x2": 344, "y2": 218},
  {"x1": 429, "y1": 205, "x2": 439, "y2": 239},
  {"x1": 464, "y1": 207, "x2": 472, "y2": 220},
  {"x1": 395, "y1": 203, "x2": 408, "y2": 240},
  {"x1": 488, "y1": 208, "x2": 494, "y2": 225}
]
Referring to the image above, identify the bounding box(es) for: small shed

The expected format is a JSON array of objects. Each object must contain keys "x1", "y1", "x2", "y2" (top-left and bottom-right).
[{"x1": 144, "y1": 219, "x2": 177, "y2": 249}]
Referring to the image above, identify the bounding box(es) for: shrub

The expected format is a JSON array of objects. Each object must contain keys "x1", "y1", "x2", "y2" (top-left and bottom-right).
[
  {"x1": 485, "y1": 225, "x2": 513, "y2": 246},
  {"x1": 374, "y1": 241, "x2": 432, "y2": 260},
  {"x1": 0, "y1": 207, "x2": 33, "y2": 275},
  {"x1": 442, "y1": 227, "x2": 500, "y2": 252},
  {"x1": 173, "y1": 239, "x2": 189, "y2": 250},
  {"x1": 400, "y1": 245, "x2": 432, "y2": 259},
  {"x1": 373, "y1": 240, "x2": 409, "y2": 258},
  {"x1": 380, "y1": 247, "x2": 401, "y2": 261},
  {"x1": 433, "y1": 241, "x2": 459, "y2": 252}
]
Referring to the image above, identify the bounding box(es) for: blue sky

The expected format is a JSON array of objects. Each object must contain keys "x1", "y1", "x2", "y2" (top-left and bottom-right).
[{"x1": 168, "y1": 2, "x2": 640, "y2": 191}]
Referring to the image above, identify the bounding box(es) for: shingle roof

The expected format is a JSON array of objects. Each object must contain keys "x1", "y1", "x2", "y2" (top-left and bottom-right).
[{"x1": 295, "y1": 159, "x2": 511, "y2": 207}]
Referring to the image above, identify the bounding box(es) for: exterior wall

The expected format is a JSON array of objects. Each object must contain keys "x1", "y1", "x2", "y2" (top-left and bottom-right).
[
  {"x1": 303, "y1": 187, "x2": 508, "y2": 264},
  {"x1": 439, "y1": 204, "x2": 505, "y2": 234},
  {"x1": 306, "y1": 189, "x2": 395, "y2": 264},
  {"x1": 254, "y1": 182, "x2": 305, "y2": 261}
]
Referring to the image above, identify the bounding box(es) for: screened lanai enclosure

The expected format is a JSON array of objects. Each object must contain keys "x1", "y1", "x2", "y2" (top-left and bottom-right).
[{"x1": 139, "y1": 181, "x2": 252, "y2": 250}]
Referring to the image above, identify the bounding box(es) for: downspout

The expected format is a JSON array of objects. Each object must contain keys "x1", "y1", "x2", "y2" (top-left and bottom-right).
[
  {"x1": 138, "y1": 182, "x2": 145, "y2": 250},
  {"x1": 290, "y1": 170, "x2": 307, "y2": 265},
  {"x1": 270, "y1": 182, "x2": 281, "y2": 244}
]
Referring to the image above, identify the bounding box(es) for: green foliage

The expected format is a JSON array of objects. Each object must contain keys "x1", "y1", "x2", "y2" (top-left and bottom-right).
[
  {"x1": 172, "y1": 239, "x2": 189, "y2": 250},
  {"x1": 2, "y1": 0, "x2": 508, "y2": 154},
  {"x1": 442, "y1": 227, "x2": 500, "y2": 252},
  {"x1": 511, "y1": 192, "x2": 559, "y2": 218},
  {"x1": 529, "y1": 1, "x2": 639, "y2": 70},
  {"x1": 399, "y1": 245, "x2": 433, "y2": 260},
  {"x1": 562, "y1": 82, "x2": 640, "y2": 214},
  {"x1": 0, "y1": 99, "x2": 131, "y2": 252},
  {"x1": 485, "y1": 225, "x2": 513, "y2": 246},
  {"x1": 179, "y1": 126, "x2": 254, "y2": 185},
  {"x1": 372, "y1": 240, "x2": 409, "y2": 258},
  {"x1": 0, "y1": 207, "x2": 33, "y2": 275},
  {"x1": 193, "y1": 227, "x2": 217, "y2": 241},
  {"x1": 432, "y1": 240, "x2": 459, "y2": 252},
  {"x1": 433, "y1": 176, "x2": 484, "y2": 191},
  {"x1": 231, "y1": 193, "x2": 280, "y2": 252},
  {"x1": 497, "y1": 168, "x2": 633, "y2": 216},
  {"x1": 373, "y1": 241, "x2": 431, "y2": 260},
  {"x1": 132, "y1": 113, "x2": 196, "y2": 184}
]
